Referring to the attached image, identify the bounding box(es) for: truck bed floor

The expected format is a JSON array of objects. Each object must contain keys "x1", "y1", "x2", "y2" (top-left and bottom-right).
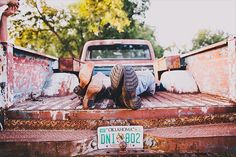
[{"x1": 9, "y1": 91, "x2": 235, "y2": 111}]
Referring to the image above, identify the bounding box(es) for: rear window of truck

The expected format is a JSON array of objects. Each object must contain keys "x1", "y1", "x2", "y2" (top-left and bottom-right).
[{"x1": 86, "y1": 44, "x2": 151, "y2": 60}]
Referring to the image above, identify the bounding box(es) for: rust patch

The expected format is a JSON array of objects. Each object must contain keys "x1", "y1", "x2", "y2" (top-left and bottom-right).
[
  {"x1": 2, "y1": 123, "x2": 236, "y2": 156},
  {"x1": 5, "y1": 113, "x2": 236, "y2": 130},
  {"x1": 57, "y1": 81, "x2": 71, "y2": 96},
  {"x1": 12, "y1": 54, "x2": 54, "y2": 102}
]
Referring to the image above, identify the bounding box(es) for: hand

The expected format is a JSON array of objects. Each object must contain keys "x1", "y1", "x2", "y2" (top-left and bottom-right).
[
  {"x1": 8, "y1": 0, "x2": 19, "y2": 7},
  {"x1": 2, "y1": 6, "x2": 18, "y2": 17}
]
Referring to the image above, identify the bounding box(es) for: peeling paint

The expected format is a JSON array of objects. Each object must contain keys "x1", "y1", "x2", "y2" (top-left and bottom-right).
[
  {"x1": 184, "y1": 38, "x2": 236, "y2": 100},
  {"x1": 12, "y1": 49, "x2": 55, "y2": 103},
  {"x1": 42, "y1": 73, "x2": 79, "y2": 97},
  {"x1": 201, "y1": 106, "x2": 208, "y2": 114}
]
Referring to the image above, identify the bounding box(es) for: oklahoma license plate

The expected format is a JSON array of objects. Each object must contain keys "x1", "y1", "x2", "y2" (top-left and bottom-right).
[{"x1": 97, "y1": 126, "x2": 143, "y2": 149}]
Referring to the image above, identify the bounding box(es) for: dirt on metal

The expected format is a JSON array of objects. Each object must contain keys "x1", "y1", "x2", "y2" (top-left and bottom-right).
[
  {"x1": 1, "y1": 123, "x2": 236, "y2": 156},
  {"x1": 5, "y1": 113, "x2": 236, "y2": 130}
]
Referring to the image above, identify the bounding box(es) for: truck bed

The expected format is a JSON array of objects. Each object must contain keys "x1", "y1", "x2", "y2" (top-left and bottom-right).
[
  {"x1": 5, "y1": 91, "x2": 236, "y2": 130},
  {"x1": 9, "y1": 91, "x2": 234, "y2": 111}
]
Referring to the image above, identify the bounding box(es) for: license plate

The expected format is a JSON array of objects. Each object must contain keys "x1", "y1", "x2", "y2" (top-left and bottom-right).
[{"x1": 97, "y1": 126, "x2": 143, "y2": 149}]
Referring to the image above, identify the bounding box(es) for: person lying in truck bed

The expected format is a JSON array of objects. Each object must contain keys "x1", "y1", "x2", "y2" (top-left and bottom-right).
[{"x1": 74, "y1": 62, "x2": 156, "y2": 110}]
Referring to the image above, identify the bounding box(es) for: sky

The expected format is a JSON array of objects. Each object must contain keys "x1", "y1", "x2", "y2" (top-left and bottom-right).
[{"x1": 145, "y1": 0, "x2": 236, "y2": 49}]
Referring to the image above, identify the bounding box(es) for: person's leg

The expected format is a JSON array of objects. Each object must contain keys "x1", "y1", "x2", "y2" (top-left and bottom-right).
[
  {"x1": 135, "y1": 70, "x2": 156, "y2": 96},
  {"x1": 73, "y1": 62, "x2": 94, "y2": 96},
  {"x1": 120, "y1": 66, "x2": 142, "y2": 109},
  {"x1": 110, "y1": 64, "x2": 124, "y2": 98},
  {"x1": 83, "y1": 72, "x2": 104, "y2": 109},
  {"x1": 89, "y1": 72, "x2": 118, "y2": 109},
  {"x1": 110, "y1": 65, "x2": 142, "y2": 110}
]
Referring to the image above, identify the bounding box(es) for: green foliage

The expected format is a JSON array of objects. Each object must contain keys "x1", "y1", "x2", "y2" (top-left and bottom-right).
[
  {"x1": 10, "y1": 0, "x2": 163, "y2": 58},
  {"x1": 191, "y1": 29, "x2": 228, "y2": 50},
  {"x1": 11, "y1": 0, "x2": 77, "y2": 57},
  {"x1": 71, "y1": 0, "x2": 130, "y2": 34}
]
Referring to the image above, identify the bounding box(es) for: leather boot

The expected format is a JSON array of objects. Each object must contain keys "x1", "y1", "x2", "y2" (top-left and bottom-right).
[
  {"x1": 119, "y1": 65, "x2": 142, "y2": 110},
  {"x1": 110, "y1": 64, "x2": 124, "y2": 98},
  {"x1": 73, "y1": 62, "x2": 94, "y2": 96},
  {"x1": 83, "y1": 72, "x2": 104, "y2": 109}
]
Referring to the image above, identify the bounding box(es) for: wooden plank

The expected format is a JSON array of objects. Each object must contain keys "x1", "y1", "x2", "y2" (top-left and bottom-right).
[
  {"x1": 144, "y1": 96, "x2": 166, "y2": 108},
  {"x1": 195, "y1": 94, "x2": 233, "y2": 105},
  {"x1": 182, "y1": 94, "x2": 230, "y2": 106},
  {"x1": 159, "y1": 92, "x2": 207, "y2": 107},
  {"x1": 153, "y1": 93, "x2": 185, "y2": 107},
  {"x1": 18, "y1": 97, "x2": 61, "y2": 110},
  {"x1": 141, "y1": 97, "x2": 155, "y2": 108},
  {"x1": 51, "y1": 99, "x2": 74, "y2": 110},
  {"x1": 15, "y1": 102, "x2": 40, "y2": 110},
  {"x1": 157, "y1": 92, "x2": 191, "y2": 107},
  {"x1": 180, "y1": 94, "x2": 228, "y2": 106},
  {"x1": 42, "y1": 98, "x2": 66, "y2": 110},
  {"x1": 64, "y1": 99, "x2": 81, "y2": 110}
]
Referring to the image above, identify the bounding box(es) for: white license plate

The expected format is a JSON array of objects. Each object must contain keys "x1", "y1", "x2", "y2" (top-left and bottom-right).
[{"x1": 97, "y1": 126, "x2": 143, "y2": 149}]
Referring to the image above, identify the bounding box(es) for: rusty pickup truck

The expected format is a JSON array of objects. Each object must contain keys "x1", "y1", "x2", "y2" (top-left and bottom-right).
[{"x1": 0, "y1": 38, "x2": 236, "y2": 156}]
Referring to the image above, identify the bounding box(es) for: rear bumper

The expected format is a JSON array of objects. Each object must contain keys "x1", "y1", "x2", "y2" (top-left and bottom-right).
[{"x1": 0, "y1": 123, "x2": 236, "y2": 156}]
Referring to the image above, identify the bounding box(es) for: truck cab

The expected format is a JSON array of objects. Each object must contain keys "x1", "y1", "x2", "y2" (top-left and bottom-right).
[{"x1": 80, "y1": 39, "x2": 156, "y2": 76}]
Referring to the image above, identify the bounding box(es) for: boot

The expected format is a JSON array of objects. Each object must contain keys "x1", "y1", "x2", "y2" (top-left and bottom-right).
[
  {"x1": 110, "y1": 65, "x2": 142, "y2": 109},
  {"x1": 119, "y1": 66, "x2": 142, "y2": 110},
  {"x1": 74, "y1": 62, "x2": 94, "y2": 96},
  {"x1": 110, "y1": 64, "x2": 124, "y2": 97},
  {"x1": 82, "y1": 73, "x2": 104, "y2": 109}
]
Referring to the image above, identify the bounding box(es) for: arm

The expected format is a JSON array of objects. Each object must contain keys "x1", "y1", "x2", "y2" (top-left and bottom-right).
[{"x1": 0, "y1": 6, "x2": 17, "y2": 42}]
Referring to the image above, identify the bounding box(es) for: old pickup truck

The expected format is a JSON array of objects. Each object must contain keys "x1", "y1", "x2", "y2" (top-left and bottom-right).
[{"x1": 0, "y1": 38, "x2": 236, "y2": 156}]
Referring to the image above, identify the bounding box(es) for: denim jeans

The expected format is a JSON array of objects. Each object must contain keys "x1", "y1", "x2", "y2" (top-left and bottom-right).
[
  {"x1": 97, "y1": 69, "x2": 156, "y2": 96},
  {"x1": 135, "y1": 70, "x2": 156, "y2": 95}
]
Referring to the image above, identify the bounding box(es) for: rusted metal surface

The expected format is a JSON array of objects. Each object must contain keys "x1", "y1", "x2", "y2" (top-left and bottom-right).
[
  {"x1": 42, "y1": 73, "x2": 79, "y2": 97},
  {"x1": 181, "y1": 40, "x2": 227, "y2": 58},
  {"x1": 0, "y1": 130, "x2": 96, "y2": 157},
  {"x1": 10, "y1": 91, "x2": 235, "y2": 111},
  {"x1": 59, "y1": 58, "x2": 80, "y2": 72},
  {"x1": 0, "y1": 43, "x2": 7, "y2": 108},
  {"x1": 228, "y1": 37, "x2": 236, "y2": 102},
  {"x1": 182, "y1": 38, "x2": 236, "y2": 101},
  {"x1": 0, "y1": 130, "x2": 95, "y2": 142},
  {"x1": 5, "y1": 113, "x2": 236, "y2": 130},
  {"x1": 12, "y1": 48, "x2": 56, "y2": 103},
  {"x1": 144, "y1": 123, "x2": 236, "y2": 153},
  {"x1": 156, "y1": 55, "x2": 181, "y2": 72},
  {"x1": 6, "y1": 92, "x2": 236, "y2": 121},
  {"x1": 0, "y1": 42, "x2": 14, "y2": 108},
  {"x1": 1, "y1": 123, "x2": 236, "y2": 156},
  {"x1": 1, "y1": 43, "x2": 59, "y2": 108},
  {"x1": 14, "y1": 46, "x2": 58, "y2": 60},
  {"x1": 6, "y1": 103, "x2": 236, "y2": 121}
]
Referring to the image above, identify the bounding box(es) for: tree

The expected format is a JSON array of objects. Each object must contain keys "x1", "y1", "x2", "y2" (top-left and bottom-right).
[
  {"x1": 10, "y1": 0, "x2": 164, "y2": 58},
  {"x1": 191, "y1": 29, "x2": 228, "y2": 50},
  {"x1": 70, "y1": 0, "x2": 130, "y2": 34},
  {"x1": 11, "y1": 0, "x2": 78, "y2": 57}
]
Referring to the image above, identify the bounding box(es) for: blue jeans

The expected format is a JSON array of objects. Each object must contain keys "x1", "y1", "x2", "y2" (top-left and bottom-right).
[
  {"x1": 135, "y1": 70, "x2": 156, "y2": 95},
  {"x1": 97, "y1": 69, "x2": 156, "y2": 96}
]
